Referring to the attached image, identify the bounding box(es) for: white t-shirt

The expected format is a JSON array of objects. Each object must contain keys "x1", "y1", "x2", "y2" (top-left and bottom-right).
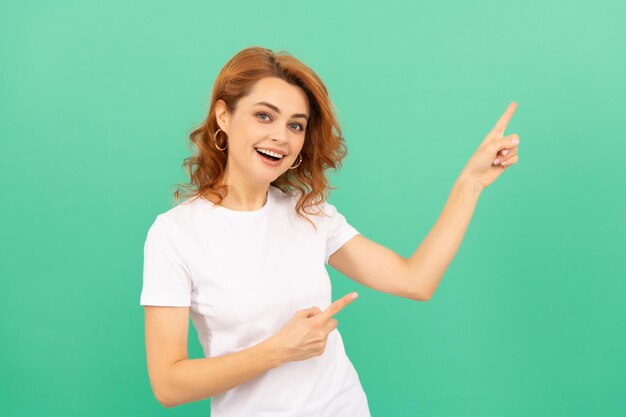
[{"x1": 140, "y1": 185, "x2": 371, "y2": 416}]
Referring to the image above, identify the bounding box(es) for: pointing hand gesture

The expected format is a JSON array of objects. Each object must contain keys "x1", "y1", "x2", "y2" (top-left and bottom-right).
[
  {"x1": 265, "y1": 292, "x2": 359, "y2": 366},
  {"x1": 460, "y1": 102, "x2": 521, "y2": 191}
]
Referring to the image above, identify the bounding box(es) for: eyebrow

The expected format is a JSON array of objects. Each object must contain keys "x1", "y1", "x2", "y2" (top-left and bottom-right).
[{"x1": 253, "y1": 101, "x2": 308, "y2": 121}]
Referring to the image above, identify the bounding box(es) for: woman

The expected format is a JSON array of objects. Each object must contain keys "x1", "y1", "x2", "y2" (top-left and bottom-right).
[{"x1": 140, "y1": 46, "x2": 520, "y2": 415}]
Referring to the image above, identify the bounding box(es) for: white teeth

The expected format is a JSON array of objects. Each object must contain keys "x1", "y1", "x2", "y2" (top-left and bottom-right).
[{"x1": 256, "y1": 148, "x2": 284, "y2": 159}]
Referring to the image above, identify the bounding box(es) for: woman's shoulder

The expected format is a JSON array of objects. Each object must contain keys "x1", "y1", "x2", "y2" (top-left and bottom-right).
[
  {"x1": 164, "y1": 194, "x2": 210, "y2": 217},
  {"x1": 147, "y1": 194, "x2": 216, "y2": 236}
]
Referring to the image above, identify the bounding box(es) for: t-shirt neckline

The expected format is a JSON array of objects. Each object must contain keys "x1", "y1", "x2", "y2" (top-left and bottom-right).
[{"x1": 201, "y1": 186, "x2": 274, "y2": 216}]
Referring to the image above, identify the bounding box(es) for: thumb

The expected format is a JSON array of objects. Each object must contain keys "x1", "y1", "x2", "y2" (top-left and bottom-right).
[
  {"x1": 299, "y1": 306, "x2": 322, "y2": 318},
  {"x1": 492, "y1": 134, "x2": 520, "y2": 153}
]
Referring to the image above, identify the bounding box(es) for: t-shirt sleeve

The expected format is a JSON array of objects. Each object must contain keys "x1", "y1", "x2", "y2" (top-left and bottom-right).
[
  {"x1": 323, "y1": 201, "x2": 361, "y2": 264},
  {"x1": 140, "y1": 215, "x2": 192, "y2": 307}
]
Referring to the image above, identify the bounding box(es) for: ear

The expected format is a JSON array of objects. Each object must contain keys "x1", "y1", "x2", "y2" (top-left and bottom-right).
[{"x1": 214, "y1": 99, "x2": 230, "y2": 133}]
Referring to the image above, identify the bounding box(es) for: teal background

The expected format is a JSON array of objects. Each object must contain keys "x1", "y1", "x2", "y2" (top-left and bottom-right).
[{"x1": 1, "y1": 0, "x2": 625, "y2": 416}]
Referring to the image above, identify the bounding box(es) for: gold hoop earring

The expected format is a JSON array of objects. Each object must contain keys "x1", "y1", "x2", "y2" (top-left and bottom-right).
[
  {"x1": 213, "y1": 128, "x2": 228, "y2": 151},
  {"x1": 289, "y1": 153, "x2": 303, "y2": 169}
]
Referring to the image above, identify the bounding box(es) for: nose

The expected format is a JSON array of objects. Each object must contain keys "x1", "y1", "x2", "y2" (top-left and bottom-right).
[{"x1": 270, "y1": 126, "x2": 289, "y2": 144}]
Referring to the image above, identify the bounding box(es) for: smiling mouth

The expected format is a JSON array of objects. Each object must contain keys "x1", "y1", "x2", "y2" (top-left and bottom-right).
[{"x1": 255, "y1": 148, "x2": 283, "y2": 162}]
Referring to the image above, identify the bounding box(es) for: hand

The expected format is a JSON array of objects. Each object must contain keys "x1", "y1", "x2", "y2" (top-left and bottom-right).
[
  {"x1": 459, "y1": 102, "x2": 521, "y2": 191},
  {"x1": 265, "y1": 292, "x2": 359, "y2": 365}
]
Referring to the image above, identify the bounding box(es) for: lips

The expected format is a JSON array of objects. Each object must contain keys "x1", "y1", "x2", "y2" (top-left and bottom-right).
[
  {"x1": 255, "y1": 148, "x2": 282, "y2": 161},
  {"x1": 255, "y1": 146, "x2": 288, "y2": 157},
  {"x1": 255, "y1": 148, "x2": 283, "y2": 167}
]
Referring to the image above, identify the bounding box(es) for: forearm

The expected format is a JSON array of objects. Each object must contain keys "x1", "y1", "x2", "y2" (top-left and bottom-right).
[
  {"x1": 407, "y1": 174, "x2": 483, "y2": 299},
  {"x1": 159, "y1": 340, "x2": 283, "y2": 408}
]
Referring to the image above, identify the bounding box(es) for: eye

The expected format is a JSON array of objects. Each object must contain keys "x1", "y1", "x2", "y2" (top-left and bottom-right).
[
  {"x1": 290, "y1": 123, "x2": 305, "y2": 132},
  {"x1": 256, "y1": 112, "x2": 270, "y2": 121},
  {"x1": 256, "y1": 112, "x2": 305, "y2": 132}
]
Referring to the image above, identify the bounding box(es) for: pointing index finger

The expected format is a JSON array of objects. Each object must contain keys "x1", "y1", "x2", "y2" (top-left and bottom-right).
[
  {"x1": 317, "y1": 292, "x2": 358, "y2": 322},
  {"x1": 492, "y1": 101, "x2": 518, "y2": 135}
]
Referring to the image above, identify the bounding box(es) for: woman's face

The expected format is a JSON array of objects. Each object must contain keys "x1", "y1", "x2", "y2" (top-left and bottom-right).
[{"x1": 215, "y1": 76, "x2": 310, "y2": 186}]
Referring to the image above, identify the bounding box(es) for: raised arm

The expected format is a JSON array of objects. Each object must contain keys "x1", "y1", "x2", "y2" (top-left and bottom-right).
[
  {"x1": 328, "y1": 175, "x2": 482, "y2": 301},
  {"x1": 408, "y1": 101, "x2": 521, "y2": 297},
  {"x1": 404, "y1": 174, "x2": 483, "y2": 299},
  {"x1": 329, "y1": 102, "x2": 521, "y2": 300}
]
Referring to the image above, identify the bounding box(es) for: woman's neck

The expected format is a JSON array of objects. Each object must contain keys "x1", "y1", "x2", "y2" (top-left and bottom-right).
[{"x1": 209, "y1": 169, "x2": 270, "y2": 211}]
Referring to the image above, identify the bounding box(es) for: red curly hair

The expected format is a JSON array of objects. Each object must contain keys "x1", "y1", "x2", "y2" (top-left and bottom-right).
[{"x1": 173, "y1": 46, "x2": 350, "y2": 230}]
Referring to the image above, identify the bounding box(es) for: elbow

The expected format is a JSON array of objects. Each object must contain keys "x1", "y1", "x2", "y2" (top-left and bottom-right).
[
  {"x1": 155, "y1": 391, "x2": 173, "y2": 409},
  {"x1": 411, "y1": 288, "x2": 433, "y2": 302},
  {"x1": 404, "y1": 264, "x2": 433, "y2": 302},
  {"x1": 153, "y1": 381, "x2": 179, "y2": 409},
  {"x1": 158, "y1": 399, "x2": 172, "y2": 409},
  {"x1": 157, "y1": 393, "x2": 178, "y2": 409},
  {"x1": 415, "y1": 292, "x2": 432, "y2": 302},
  {"x1": 149, "y1": 362, "x2": 186, "y2": 408}
]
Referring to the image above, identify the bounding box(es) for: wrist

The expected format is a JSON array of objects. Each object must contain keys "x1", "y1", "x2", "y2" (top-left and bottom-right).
[
  {"x1": 258, "y1": 337, "x2": 286, "y2": 369},
  {"x1": 456, "y1": 172, "x2": 484, "y2": 196}
]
